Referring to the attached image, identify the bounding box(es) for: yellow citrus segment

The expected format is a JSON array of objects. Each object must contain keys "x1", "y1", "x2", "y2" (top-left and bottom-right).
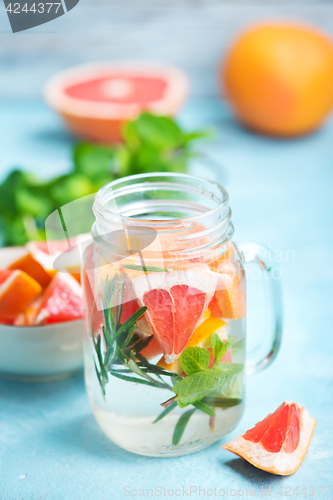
[
  {"x1": 187, "y1": 316, "x2": 225, "y2": 347},
  {"x1": 0, "y1": 270, "x2": 42, "y2": 322},
  {"x1": 157, "y1": 356, "x2": 183, "y2": 375},
  {"x1": 157, "y1": 315, "x2": 225, "y2": 374}
]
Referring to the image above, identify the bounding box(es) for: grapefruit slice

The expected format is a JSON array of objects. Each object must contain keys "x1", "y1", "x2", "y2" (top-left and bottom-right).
[
  {"x1": 143, "y1": 285, "x2": 207, "y2": 362},
  {"x1": 0, "y1": 269, "x2": 12, "y2": 286},
  {"x1": 8, "y1": 237, "x2": 87, "y2": 288},
  {"x1": 140, "y1": 336, "x2": 163, "y2": 361},
  {"x1": 91, "y1": 259, "x2": 152, "y2": 338},
  {"x1": 222, "y1": 401, "x2": 316, "y2": 476},
  {"x1": 122, "y1": 265, "x2": 219, "y2": 363},
  {"x1": 44, "y1": 62, "x2": 189, "y2": 142},
  {"x1": 8, "y1": 247, "x2": 55, "y2": 288},
  {"x1": 157, "y1": 316, "x2": 229, "y2": 374},
  {"x1": 34, "y1": 273, "x2": 83, "y2": 325},
  {"x1": 0, "y1": 270, "x2": 42, "y2": 322},
  {"x1": 209, "y1": 257, "x2": 246, "y2": 320}
]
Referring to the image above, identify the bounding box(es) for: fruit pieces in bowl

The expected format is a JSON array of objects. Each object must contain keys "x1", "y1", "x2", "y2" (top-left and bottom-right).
[
  {"x1": 0, "y1": 241, "x2": 83, "y2": 327},
  {"x1": 0, "y1": 244, "x2": 85, "y2": 381}
]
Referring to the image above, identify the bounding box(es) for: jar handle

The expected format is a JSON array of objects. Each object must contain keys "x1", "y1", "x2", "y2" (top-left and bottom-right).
[{"x1": 235, "y1": 241, "x2": 283, "y2": 375}]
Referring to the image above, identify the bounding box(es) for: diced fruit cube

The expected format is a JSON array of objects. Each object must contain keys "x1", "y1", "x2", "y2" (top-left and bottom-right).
[
  {"x1": 209, "y1": 259, "x2": 246, "y2": 320},
  {"x1": 34, "y1": 273, "x2": 83, "y2": 325},
  {"x1": 8, "y1": 252, "x2": 55, "y2": 288},
  {"x1": 0, "y1": 270, "x2": 42, "y2": 322}
]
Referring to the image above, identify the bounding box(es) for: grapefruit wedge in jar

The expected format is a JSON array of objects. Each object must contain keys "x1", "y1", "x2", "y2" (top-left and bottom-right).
[
  {"x1": 44, "y1": 62, "x2": 189, "y2": 142},
  {"x1": 223, "y1": 402, "x2": 316, "y2": 475},
  {"x1": 122, "y1": 261, "x2": 219, "y2": 363}
]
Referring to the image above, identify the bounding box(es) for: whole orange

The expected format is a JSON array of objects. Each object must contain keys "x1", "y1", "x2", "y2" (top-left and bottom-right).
[{"x1": 221, "y1": 23, "x2": 333, "y2": 136}]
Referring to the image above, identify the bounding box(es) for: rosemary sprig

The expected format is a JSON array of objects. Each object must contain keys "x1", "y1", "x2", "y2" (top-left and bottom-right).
[
  {"x1": 172, "y1": 408, "x2": 196, "y2": 446},
  {"x1": 93, "y1": 276, "x2": 176, "y2": 395},
  {"x1": 122, "y1": 264, "x2": 170, "y2": 273}
]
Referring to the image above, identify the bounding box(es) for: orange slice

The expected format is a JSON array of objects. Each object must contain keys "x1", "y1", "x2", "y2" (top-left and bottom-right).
[
  {"x1": 0, "y1": 270, "x2": 42, "y2": 322},
  {"x1": 222, "y1": 401, "x2": 316, "y2": 476}
]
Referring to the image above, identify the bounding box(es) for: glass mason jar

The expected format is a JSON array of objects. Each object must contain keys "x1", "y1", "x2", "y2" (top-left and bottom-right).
[{"x1": 82, "y1": 173, "x2": 282, "y2": 457}]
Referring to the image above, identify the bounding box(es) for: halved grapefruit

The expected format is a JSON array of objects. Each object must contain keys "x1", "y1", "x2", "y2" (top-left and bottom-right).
[
  {"x1": 34, "y1": 273, "x2": 83, "y2": 325},
  {"x1": 44, "y1": 62, "x2": 189, "y2": 143},
  {"x1": 222, "y1": 401, "x2": 316, "y2": 475}
]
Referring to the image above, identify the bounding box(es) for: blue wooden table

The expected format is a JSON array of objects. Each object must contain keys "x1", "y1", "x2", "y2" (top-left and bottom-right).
[{"x1": 0, "y1": 99, "x2": 332, "y2": 500}]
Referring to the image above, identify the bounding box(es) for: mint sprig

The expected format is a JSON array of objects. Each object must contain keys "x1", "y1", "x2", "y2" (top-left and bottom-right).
[
  {"x1": 172, "y1": 363, "x2": 243, "y2": 408},
  {"x1": 179, "y1": 346, "x2": 211, "y2": 376}
]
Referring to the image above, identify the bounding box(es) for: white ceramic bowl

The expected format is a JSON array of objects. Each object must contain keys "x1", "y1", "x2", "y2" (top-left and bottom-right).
[{"x1": 0, "y1": 246, "x2": 84, "y2": 382}]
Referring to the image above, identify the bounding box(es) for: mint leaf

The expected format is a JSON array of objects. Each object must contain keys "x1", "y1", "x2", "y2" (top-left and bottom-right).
[
  {"x1": 211, "y1": 333, "x2": 234, "y2": 363},
  {"x1": 133, "y1": 113, "x2": 184, "y2": 149},
  {"x1": 180, "y1": 346, "x2": 211, "y2": 376},
  {"x1": 218, "y1": 371, "x2": 244, "y2": 399},
  {"x1": 173, "y1": 364, "x2": 243, "y2": 408}
]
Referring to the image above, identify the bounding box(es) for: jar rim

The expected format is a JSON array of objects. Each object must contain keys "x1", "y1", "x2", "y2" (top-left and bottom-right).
[{"x1": 94, "y1": 172, "x2": 229, "y2": 227}]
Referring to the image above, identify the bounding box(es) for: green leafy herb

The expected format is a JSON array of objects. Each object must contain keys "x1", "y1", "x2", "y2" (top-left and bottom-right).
[
  {"x1": 211, "y1": 333, "x2": 235, "y2": 364},
  {"x1": 153, "y1": 402, "x2": 178, "y2": 424},
  {"x1": 202, "y1": 397, "x2": 242, "y2": 409},
  {"x1": 0, "y1": 113, "x2": 209, "y2": 246},
  {"x1": 172, "y1": 408, "x2": 196, "y2": 446},
  {"x1": 193, "y1": 400, "x2": 216, "y2": 417},
  {"x1": 180, "y1": 346, "x2": 210, "y2": 376},
  {"x1": 173, "y1": 363, "x2": 243, "y2": 408}
]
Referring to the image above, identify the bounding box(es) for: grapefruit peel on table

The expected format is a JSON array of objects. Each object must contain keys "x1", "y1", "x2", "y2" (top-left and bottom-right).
[{"x1": 222, "y1": 401, "x2": 316, "y2": 476}]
